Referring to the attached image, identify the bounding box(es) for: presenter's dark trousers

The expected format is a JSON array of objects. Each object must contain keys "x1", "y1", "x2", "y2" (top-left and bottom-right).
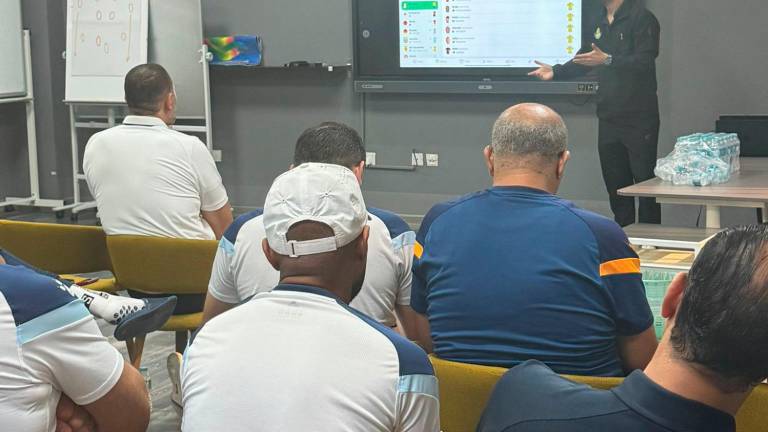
[{"x1": 598, "y1": 116, "x2": 661, "y2": 227}]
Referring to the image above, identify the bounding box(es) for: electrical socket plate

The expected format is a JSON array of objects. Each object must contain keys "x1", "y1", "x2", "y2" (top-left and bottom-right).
[
  {"x1": 412, "y1": 152, "x2": 425, "y2": 166},
  {"x1": 366, "y1": 152, "x2": 377, "y2": 166},
  {"x1": 426, "y1": 153, "x2": 439, "y2": 167},
  {"x1": 212, "y1": 149, "x2": 223, "y2": 162}
]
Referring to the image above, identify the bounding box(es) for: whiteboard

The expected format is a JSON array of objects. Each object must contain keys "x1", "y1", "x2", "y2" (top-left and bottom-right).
[
  {"x1": 65, "y1": 0, "x2": 149, "y2": 103},
  {"x1": 148, "y1": 0, "x2": 205, "y2": 118},
  {"x1": 0, "y1": 0, "x2": 26, "y2": 99}
]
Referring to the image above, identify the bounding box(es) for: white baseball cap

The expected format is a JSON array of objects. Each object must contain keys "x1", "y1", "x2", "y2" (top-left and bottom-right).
[{"x1": 263, "y1": 163, "x2": 368, "y2": 257}]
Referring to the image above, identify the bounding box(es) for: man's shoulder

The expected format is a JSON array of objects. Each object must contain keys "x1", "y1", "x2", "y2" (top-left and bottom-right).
[
  {"x1": 420, "y1": 190, "x2": 489, "y2": 234},
  {"x1": 223, "y1": 209, "x2": 265, "y2": 244},
  {"x1": 633, "y1": 3, "x2": 660, "y2": 27},
  {"x1": 564, "y1": 205, "x2": 632, "y2": 261},
  {"x1": 480, "y1": 361, "x2": 628, "y2": 431},
  {"x1": 0, "y1": 267, "x2": 91, "y2": 347},
  {"x1": 367, "y1": 208, "x2": 412, "y2": 240},
  {"x1": 341, "y1": 302, "x2": 433, "y2": 377}
]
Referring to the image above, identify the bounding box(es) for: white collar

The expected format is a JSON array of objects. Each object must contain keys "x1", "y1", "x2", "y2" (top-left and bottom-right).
[{"x1": 122, "y1": 115, "x2": 168, "y2": 128}]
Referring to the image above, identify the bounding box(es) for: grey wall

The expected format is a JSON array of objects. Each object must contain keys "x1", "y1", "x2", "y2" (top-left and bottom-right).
[{"x1": 2, "y1": 0, "x2": 767, "y2": 227}]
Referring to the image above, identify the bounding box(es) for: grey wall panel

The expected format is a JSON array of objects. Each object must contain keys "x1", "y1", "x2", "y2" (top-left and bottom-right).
[{"x1": 202, "y1": 0, "x2": 353, "y2": 67}]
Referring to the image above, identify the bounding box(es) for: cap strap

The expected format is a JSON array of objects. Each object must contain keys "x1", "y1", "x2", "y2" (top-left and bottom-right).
[{"x1": 286, "y1": 237, "x2": 338, "y2": 258}]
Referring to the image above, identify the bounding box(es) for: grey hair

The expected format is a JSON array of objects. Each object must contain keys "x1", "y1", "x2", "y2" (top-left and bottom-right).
[{"x1": 491, "y1": 115, "x2": 568, "y2": 161}]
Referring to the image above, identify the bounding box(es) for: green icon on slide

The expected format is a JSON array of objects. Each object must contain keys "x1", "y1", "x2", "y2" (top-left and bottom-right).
[{"x1": 402, "y1": 1, "x2": 438, "y2": 10}]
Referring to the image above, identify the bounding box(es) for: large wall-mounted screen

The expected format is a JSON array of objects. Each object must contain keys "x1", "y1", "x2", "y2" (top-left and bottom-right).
[
  {"x1": 399, "y1": 0, "x2": 580, "y2": 69},
  {"x1": 355, "y1": 0, "x2": 594, "y2": 83}
]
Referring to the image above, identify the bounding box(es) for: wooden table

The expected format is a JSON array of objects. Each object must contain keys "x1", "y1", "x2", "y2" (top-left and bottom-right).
[{"x1": 619, "y1": 158, "x2": 768, "y2": 228}]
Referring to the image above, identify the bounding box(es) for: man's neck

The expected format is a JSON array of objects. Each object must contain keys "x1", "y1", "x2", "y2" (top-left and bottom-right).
[
  {"x1": 279, "y1": 276, "x2": 352, "y2": 304},
  {"x1": 604, "y1": 0, "x2": 625, "y2": 17},
  {"x1": 643, "y1": 342, "x2": 749, "y2": 416},
  {"x1": 492, "y1": 172, "x2": 558, "y2": 195},
  {"x1": 129, "y1": 111, "x2": 171, "y2": 126}
]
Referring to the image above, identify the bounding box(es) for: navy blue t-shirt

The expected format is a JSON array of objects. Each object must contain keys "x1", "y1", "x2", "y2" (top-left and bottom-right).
[
  {"x1": 477, "y1": 361, "x2": 735, "y2": 432},
  {"x1": 412, "y1": 187, "x2": 653, "y2": 376}
]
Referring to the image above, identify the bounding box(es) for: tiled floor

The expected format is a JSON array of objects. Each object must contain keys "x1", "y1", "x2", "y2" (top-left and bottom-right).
[
  {"x1": 4, "y1": 208, "x2": 182, "y2": 430},
  {"x1": 101, "y1": 322, "x2": 183, "y2": 431}
]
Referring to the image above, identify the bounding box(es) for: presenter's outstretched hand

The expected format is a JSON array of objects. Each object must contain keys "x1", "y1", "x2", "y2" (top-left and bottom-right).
[
  {"x1": 573, "y1": 44, "x2": 609, "y2": 67},
  {"x1": 528, "y1": 61, "x2": 554, "y2": 81}
]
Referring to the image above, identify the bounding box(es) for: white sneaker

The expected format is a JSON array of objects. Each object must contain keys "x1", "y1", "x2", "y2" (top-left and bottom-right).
[{"x1": 167, "y1": 352, "x2": 183, "y2": 408}]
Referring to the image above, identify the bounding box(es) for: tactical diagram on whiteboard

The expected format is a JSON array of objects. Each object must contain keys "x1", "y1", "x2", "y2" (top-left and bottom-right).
[
  {"x1": 70, "y1": 0, "x2": 143, "y2": 76},
  {"x1": 65, "y1": 0, "x2": 148, "y2": 102}
]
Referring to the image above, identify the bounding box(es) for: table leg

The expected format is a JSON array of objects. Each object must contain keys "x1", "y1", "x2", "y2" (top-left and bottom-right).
[{"x1": 705, "y1": 205, "x2": 721, "y2": 229}]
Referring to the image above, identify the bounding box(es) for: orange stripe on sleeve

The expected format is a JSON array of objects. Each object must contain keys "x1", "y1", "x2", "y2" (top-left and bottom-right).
[
  {"x1": 600, "y1": 258, "x2": 641, "y2": 277},
  {"x1": 414, "y1": 241, "x2": 424, "y2": 259}
]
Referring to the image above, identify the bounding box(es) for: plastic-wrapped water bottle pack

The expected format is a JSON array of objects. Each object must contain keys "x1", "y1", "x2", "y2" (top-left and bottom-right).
[{"x1": 654, "y1": 133, "x2": 741, "y2": 186}]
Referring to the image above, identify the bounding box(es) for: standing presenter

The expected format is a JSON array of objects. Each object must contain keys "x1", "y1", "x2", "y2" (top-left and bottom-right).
[{"x1": 529, "y1": 0, "x2": 661, "y2": 226}]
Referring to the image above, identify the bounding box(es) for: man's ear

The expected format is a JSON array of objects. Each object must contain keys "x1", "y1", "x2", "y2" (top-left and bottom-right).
[
  {"x1": 556, "y1": 150, "x2": 571, "y2": 180},
  {"x1": 262, "y1": 239, "x2": 281, "y2": 271},
  {"x1": 355, "y1": 226, "x2": 370, "y2": 261},
  {"x1": 483, "y1": 145, "x2": 494, "y2": 178},
  {"x1": 352, "y1": 161, "x2": 365, "y2": 184},
  {"x1": 662, "y1": 272, "x2": 688, "y2": 320},
  {"x1": 165, "y1": 91, "x2": 176, "y2": 113}
]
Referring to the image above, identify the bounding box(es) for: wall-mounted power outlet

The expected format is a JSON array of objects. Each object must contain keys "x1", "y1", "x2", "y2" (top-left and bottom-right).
[
  {"x1": 211, "y1": 149, "x2": 223, "y2": 162},
  {"x1": 366, "y1": 152, "x2": 377, "y2": 166},
  {"x1": 412, "y1": 152, "x2": 425, "y2": 166},
  {"x1": 426, "y1": 153, "x2": 439, "y2": 167}
]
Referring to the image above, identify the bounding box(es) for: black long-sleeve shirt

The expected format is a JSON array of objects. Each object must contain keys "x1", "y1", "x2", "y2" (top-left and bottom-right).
[{"x1": 554, "y1": 0, "x2": 660, "y2": 120}]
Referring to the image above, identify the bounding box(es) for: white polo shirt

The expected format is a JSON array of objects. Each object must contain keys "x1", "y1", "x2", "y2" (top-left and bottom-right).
[
  {"x1": 182, "y1": 284, "x2": 440, "y2": 432},
  {"x1": 208, "y1": 208, "x2": 415, "y2": 327},
  {"x1": 83, "y1": 115, "x2": 229, "y2": 240},
  {"x1": 0, "y1": 266, "x2": 124, "y2": 432}
]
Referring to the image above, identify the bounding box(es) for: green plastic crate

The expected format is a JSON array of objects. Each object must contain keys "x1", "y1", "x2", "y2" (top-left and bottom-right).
[{"x1": 642, "y1": 269, "x2": 678, "y2": 340}]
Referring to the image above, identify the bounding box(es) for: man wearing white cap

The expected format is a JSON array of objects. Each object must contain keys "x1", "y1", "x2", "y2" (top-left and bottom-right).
[
  {"x1": 201, "y1": 122, "x2": 420, "y2": 333},
  {"x1": 181, "y1": 163, "x2": 440, "y2": 432}
]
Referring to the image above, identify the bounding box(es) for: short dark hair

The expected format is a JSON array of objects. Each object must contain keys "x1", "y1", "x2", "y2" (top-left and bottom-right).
[
  {"x1": 124, "y1": 64, "x2": 173, "y2": 115},
  {"x1": 293, "y1": 122, "x2": 365, "y2": 169},
  {"x1": 671, "y1": 225, "x2": 768, "y2": 388}
]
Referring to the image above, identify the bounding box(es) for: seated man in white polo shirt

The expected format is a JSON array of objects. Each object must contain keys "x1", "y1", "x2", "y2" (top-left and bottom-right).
[
  {"x1": 0, "y1": 255, "x2": 150, "y2": 432},
  {"x1": 84, "y1": 63, "x2": 232, "y2": 315},
  {"x1": 182, "y1": 163, "x2": 440, "y2": 432},
  {"x1": 84, "y1": 63, "x2": 232, "y2": 241},
  {"x1": 201, "y1": 122, "x2": 420, "y2": 336}
]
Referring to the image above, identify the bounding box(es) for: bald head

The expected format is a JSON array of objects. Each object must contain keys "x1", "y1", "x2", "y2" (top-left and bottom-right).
[{"x1": 491, "y1": 103, "x2": 568, "y2": 167}]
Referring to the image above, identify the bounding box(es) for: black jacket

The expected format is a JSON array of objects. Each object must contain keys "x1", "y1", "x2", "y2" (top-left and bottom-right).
[{"x1": 554, "y1": 0, "x2": 660, "y2": 120}]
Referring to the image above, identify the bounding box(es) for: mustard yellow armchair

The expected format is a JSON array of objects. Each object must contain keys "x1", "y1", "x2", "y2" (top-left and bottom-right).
[
  {"x1": 429, "y1": 355, "x2": 768, "y2": 432},
  {"x1": 106, "y1": 235, "x2": 217, "y2": 367},
  {"x1": 0, "y1": 219, "x2": 116, "y2": 292}
]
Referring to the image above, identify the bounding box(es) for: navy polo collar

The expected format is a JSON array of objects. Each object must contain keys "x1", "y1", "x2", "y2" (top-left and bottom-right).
[
  {"x1": 613, "y1": 371, "x2": 735, "y2": 432},
  {"x1": 490, "y1": 186, "x2": 554, "y2": 197},
  {"x1": 273, "y1": 284, "x2": 344, "y2": 303}
]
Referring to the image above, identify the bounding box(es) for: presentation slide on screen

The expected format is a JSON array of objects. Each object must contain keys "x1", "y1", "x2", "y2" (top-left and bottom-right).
[{"x1": 399, "y1": 0, "x2": 581, "y2": 68}]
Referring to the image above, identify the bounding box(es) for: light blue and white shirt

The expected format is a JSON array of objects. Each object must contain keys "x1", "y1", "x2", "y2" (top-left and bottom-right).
[
  {"x1": 182, "y1": 284, "x2": 440, "y2": 432},
  {"x1": 0, "y1": 266, "x2": 124, "y2": 432},
  {"x1": 209, "y1": 208, "x2": 415, "y2": 327}
]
